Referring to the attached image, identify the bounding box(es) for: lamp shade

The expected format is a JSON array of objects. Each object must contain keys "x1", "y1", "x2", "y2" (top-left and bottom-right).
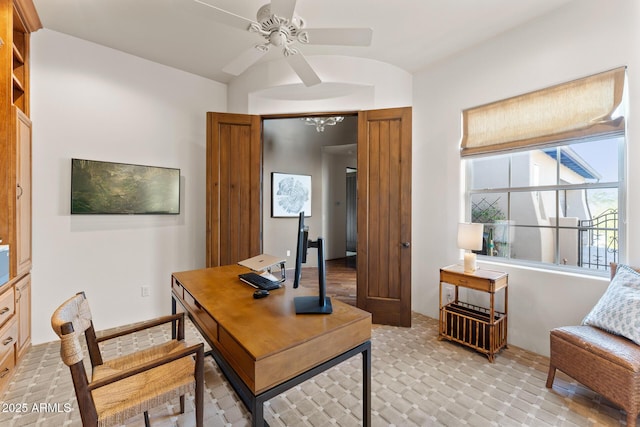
[{"x1": 457, "y1": 223, "x2": 484, "y2": 251}]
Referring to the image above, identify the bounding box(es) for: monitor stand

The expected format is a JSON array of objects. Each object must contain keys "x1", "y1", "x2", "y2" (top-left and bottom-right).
[
  {"x1": 294, "y1": 237, "x2": 333, "y2": 314},
  {"x1": 294, "y1": 296, "x2": 333, "y2": 314}
]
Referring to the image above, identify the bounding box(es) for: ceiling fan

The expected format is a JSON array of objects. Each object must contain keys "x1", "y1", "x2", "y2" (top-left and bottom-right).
[{"x1": 194, "y1": 0, "x2": 373, "y2": 86}]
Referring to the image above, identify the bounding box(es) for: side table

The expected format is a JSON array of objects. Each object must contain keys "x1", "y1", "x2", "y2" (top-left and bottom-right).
[{"x1": 438, "y1": 264, "x2": 508, "y2": 362}]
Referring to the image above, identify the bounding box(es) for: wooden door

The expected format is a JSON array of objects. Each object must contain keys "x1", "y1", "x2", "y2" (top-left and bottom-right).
[
  {"x1": 346, "y1": 171, "x2": 357, "y2": 253},
  {"x1": 356, "y1": 107, "x2": 412, "y2": 327},
  {"x1": 206, "y1": 112, "x2": 262, "y2": 267},
  {"x1": 14, "y1": 106, "x2": 31, "y2": 277}
]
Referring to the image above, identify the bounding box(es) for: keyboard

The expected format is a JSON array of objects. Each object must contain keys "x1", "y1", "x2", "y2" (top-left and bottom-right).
[{"x1": 238, "y1": 272, "x2": 282, "y2": 291}]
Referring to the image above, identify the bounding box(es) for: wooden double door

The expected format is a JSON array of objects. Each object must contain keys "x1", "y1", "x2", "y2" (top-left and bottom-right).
[{"x1": 206, "y1": 107, "x2": 412, "y2": 326}]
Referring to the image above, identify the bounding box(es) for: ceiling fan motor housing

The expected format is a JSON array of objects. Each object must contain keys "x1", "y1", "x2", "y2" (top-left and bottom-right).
[{"x1": 254, "y1": 3, "x2": 307, "y2": 52}]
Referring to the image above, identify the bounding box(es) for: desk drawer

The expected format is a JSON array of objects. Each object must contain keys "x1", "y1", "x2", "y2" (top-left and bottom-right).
[
  {"x1": 441, "y1": 271, "x2": 493, "y2": 292},
  {"x1": 0, "y1": 288, "x2": 14, "y2": 329},
  {"x1": 172, "y1": 279, "x2": 183, "y2": 299},
  {"x1": 0, "y1": 319, "x2": 17, "y2": 362},
  {"x1": 183, "y1": 291, "x2": 218, "y2": 341}
]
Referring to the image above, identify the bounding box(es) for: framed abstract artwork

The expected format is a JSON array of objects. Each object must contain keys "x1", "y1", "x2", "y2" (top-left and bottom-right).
[
  {"x1": 271, "y1": 172, "x2": 311, "y2": 217},
  {"x1": 71, "y1": 158, "x2": 180, "y2": 214}
]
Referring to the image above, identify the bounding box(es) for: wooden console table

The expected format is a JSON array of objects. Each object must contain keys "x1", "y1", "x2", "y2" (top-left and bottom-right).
[
  {"x1": 438, "y1": 264, "x2": 508, "y2": 362},
  {"x1": 171, "y1": 265, "x2": 372, "y2": 426}
]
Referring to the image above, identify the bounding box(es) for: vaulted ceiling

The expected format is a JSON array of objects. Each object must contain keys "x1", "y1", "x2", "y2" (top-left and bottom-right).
[{"x1": 33, "y1": 0, "x2": 574, "y2": 84}]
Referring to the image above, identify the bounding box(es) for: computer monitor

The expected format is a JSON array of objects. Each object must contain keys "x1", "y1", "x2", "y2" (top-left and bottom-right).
[{"x1": 292, "y1": 212, "x2": 332, "y2": 314}]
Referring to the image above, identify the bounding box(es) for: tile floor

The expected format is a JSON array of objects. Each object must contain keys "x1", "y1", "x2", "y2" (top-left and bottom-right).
[{"x1": 0, "y1": 312, "x2": 632, "y2": 426}]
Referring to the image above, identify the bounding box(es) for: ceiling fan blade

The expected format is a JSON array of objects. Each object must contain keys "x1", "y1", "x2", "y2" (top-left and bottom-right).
[
  {"x1": 303, "y1": 28, "x2": 373, "y2": 46},
  {"x1": 222, "y1": 47, "x2": 268, "y2": 76},
  {"x1": 192, "y1": 0, "x2": 256, "y2": 31},
  {"x1": 271, "y1": 0, "x2": 297, "y2": 21},
  {"x1": 286, "y1": 53, "x2": 321, "y2": 87}
]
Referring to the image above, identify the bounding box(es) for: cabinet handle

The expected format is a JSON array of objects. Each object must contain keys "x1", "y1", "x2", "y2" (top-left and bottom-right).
[
  {"x1": 0, "y1": 368, "x2": 9, "y2": 378},
  {"x1": 2, "y1": 337, "x2": 13, "y2": 346},
  {"x1": 16, "y1": 184, "x2": 23, "y2": 199},
  {"x1": 0, "y1": 307, "x2": 9, "y2": 315}
]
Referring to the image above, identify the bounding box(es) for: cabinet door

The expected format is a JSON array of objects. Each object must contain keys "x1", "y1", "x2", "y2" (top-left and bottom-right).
[
  {"x1": 15, "y1": 274, "x2": 30, "y2": 360},
  {"x1": 14, "y1": 107, "x2": 32, "y2": 277}
]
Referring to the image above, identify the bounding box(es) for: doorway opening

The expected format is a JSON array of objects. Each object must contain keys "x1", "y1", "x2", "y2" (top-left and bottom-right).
[{"x1": 262, "y1": 115, "x2": 357, "y2": 305}]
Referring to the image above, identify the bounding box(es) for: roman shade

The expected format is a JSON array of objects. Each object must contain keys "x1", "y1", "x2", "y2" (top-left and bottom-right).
[{"x1": 460, "y1": 67, "x2": 626, "y2": 157}]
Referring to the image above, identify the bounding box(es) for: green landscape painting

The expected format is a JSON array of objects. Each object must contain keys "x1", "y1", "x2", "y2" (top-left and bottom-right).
[{"x1": 71, "y1": 159, "x2": 180, "y2": 214}]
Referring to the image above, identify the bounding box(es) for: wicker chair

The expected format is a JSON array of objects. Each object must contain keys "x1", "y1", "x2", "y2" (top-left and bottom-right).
[
  {"x1": 51, "y1": 292, "x2": 204, "y2": 427},
  {"x1": 546, "y1": 264, "x2": 640, "y2": 427}
]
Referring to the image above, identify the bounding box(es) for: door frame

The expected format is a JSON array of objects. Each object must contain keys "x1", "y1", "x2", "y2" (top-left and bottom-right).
[{"x1": 207, "y1": 109, "x2": 412, "y2": 326}]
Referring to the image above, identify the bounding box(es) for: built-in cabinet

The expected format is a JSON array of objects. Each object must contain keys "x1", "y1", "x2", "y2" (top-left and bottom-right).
[
  {"x1": 0, "y1": 0, "x2": 40, "y2": 393},
  {"x1": 13, "y1": 106, "x2": 31, "y2": 277}
]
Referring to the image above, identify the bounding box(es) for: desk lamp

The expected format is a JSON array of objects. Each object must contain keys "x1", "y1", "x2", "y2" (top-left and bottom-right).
[{"x1": 458, "y1": 223, "x2": 484, "y2": 273}]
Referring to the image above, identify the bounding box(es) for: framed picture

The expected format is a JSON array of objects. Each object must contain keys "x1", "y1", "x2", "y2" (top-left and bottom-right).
[
  {"x1": 271, "y1": 172, "x2": 311, "y2": 217},
  {"x1": 71, "y1": 158, "x2": 180, "y2": 214}
]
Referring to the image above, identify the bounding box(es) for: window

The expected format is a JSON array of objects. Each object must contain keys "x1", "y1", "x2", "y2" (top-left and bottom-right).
[
  {"x1": 461, "y1": 67, "x2": 626, "y2": 273},
  {"x1": 466, "y1": 135, "x2": 623, "y2": 271}
]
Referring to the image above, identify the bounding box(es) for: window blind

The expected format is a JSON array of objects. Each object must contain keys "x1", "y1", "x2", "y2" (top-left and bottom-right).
[{"x1": 460, "y1": 67, "x2": 626, "y2": 157}]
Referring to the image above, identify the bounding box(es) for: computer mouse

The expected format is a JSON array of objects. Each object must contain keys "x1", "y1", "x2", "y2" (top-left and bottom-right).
[{"x1": 253, "y1": 289, "x2": 269, "y2": 299}]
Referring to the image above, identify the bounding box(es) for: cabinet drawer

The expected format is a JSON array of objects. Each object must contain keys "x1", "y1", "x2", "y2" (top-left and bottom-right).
[
  {"x1": 0, "y1": 319, "x2": 17, "y2": 362},
  {"x1": 0, "y1": 288, "x2": 15, "y2": 329},
  {"x1": 0, "y1": 346, "x2": 16, "y2": 392},
  {"x1": 183, "y1": 291, "x2": 218, "y2": 341}
]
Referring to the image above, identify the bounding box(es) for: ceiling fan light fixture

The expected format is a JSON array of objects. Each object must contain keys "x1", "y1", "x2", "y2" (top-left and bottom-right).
[{"x1": 302, "y1": 116, "x2": 344, "y2": 132}]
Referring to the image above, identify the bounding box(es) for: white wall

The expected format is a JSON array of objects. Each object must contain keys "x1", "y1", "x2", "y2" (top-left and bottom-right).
[
  {"x1": 30, "y1": 30, "x2": 227, "y2": 344},
  {"x1": 412, "y1": 0, "x2": 640, "y2": 355}
]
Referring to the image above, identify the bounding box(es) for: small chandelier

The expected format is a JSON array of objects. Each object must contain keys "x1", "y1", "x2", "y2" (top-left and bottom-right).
[{"x1": 301, "y1": 116, "x2": 344, "y2": 132}]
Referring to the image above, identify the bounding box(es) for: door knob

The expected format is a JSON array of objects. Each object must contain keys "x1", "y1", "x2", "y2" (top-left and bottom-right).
[{"x1": 401, "y1": 242, "x2": 410, "y2": 248}]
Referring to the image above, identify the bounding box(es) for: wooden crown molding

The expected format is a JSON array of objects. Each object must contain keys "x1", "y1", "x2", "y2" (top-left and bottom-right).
[{"x1": 14, "y1": 0, "x2": 42, "y2": 33}]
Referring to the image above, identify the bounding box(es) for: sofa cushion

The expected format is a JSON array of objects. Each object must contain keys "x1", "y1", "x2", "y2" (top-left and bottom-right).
[{"x1": 583, "y1": 264, "x2": 640, "y2": 345}]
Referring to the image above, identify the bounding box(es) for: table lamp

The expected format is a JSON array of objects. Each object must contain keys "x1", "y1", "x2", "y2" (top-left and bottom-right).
[{"x1": 458, "y1": 223, "x2": 484, "y2": 273}]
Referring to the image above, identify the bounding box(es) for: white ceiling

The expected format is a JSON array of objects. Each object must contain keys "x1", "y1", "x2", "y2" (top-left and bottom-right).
[{"x1": 32, "y1": 0, "x2": 574, "y2": 85}]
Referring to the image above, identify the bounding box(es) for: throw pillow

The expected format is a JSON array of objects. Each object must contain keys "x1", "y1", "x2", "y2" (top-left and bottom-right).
[{"x1": 582, "y1": 264, "x2": 640, "y2": 345}]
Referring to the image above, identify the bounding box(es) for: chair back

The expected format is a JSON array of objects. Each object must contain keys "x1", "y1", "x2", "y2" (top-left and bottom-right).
[
  {"x1": 51, "y1": 292, "x2": 94, "y2": 366},
  {"x1": 610, "y1": 263, "x2": 640, "y2": 280}
]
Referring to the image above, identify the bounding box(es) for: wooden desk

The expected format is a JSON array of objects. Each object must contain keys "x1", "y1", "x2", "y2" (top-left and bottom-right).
[{"x1": 171, "y1": 265, "x2": 372, "y2": 426}]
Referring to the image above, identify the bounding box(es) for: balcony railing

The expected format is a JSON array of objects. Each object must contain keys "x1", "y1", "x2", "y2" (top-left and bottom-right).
[{"x1": 579, "y1": 209, "x2": 618, "y2": 271}]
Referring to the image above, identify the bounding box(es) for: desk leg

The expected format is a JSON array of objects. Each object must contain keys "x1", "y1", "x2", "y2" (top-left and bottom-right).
[
  {"x1": 363, "y1": 342, "x2": 371, "y2": 427},
  {"x1": 251, "y1": 396, "x2": 267, "y2": 427},
  {"x1": 171, "y1": 296, "x2": 177, "y2": 340}
]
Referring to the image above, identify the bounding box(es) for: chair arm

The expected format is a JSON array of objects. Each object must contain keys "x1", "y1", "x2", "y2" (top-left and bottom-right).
[
  {"x1": 88, "y1": 342, "x2": 204, "y2": 392},
  {"x1": 96, "y1": 312, "x2": 185, "y2": 343}
]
